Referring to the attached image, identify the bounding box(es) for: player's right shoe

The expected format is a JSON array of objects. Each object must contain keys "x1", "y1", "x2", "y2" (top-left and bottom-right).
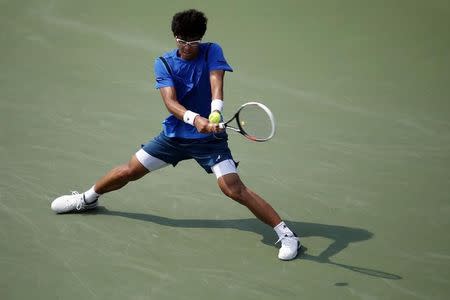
[{"x1": 51, "y1": 191, "x2": 98, "y2": 214}]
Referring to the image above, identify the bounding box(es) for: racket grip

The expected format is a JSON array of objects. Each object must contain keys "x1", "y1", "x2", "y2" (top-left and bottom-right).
[{"x1": 219, "y1": 123, "x2": 225, "y2": 129}]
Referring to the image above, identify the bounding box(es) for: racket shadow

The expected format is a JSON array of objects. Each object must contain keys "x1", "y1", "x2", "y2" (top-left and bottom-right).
[{"x1": 86, "y1": 206, "x2": 401, "y2": 280}]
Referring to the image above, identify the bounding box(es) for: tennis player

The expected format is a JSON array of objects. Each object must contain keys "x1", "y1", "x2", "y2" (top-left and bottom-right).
[{"x1": 51, "y1": 9, "x2": 300, "y2": 260}]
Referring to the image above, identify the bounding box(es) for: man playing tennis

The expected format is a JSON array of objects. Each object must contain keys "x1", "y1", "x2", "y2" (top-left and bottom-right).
[{"x1": 51, "y1": 9, "x2": 300, "y2": 260}]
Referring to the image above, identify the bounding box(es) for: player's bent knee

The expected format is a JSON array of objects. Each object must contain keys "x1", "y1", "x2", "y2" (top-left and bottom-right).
[
  {"x1": 221, "y1": 185, "x2": 243, "y2": 200},
  {"x1": 218, "y1": 174, "x2": 246, "y2": 201}
]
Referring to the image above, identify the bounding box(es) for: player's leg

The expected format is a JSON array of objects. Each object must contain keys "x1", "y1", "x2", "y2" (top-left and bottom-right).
[
  {"x1": 217, "y1": 172, "x2": 281, "y2": 227},
  {"x1": 92, "y1": 155, "x2": 149, "y2": 194},
  {"x1": 212, "y1": 160, "x2": 301, "y2": 260},
  {"x1": 51, "y1": 148, "x2": 169, "y2": 213}
]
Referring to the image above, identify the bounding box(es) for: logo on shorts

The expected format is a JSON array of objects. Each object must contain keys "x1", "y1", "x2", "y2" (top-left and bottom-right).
[{"x1": 216, "y1": 155, "x2": 221, "y2": 162}]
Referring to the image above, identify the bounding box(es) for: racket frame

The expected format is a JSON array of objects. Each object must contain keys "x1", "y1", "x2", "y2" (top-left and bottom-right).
[{"x1": 219, "y1": 102, "x2": 276, "y2": 142}]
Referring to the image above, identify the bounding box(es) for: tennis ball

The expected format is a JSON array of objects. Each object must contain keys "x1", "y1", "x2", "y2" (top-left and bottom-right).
[{"x1": 209, "y1": 111, "x2": 221, "y2": 124}]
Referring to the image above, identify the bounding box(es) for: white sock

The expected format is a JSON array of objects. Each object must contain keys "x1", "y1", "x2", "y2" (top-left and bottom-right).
[
  {"x1": 83, "y1": 186, "x2": 100, "y2": 203},
  {"x1": 274, "y1": 221, "x2": 294, "y2": 238}
]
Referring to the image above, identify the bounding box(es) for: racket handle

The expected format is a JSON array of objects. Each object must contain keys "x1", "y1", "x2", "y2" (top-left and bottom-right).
[{"x1": 219, "y1": 122, "x2": 225, "y2": 129}]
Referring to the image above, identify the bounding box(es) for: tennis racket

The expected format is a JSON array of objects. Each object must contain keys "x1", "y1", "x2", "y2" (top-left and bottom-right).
[{"x1": 219, "y1": 102, "x2": 276, "y2": 142}]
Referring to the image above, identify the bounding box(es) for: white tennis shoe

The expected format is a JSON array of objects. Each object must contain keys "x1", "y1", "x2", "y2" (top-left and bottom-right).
[
  {"x1": 276, "y1": 233, "x2": 301, "y2": 261},
  {"x1": 51, "y1": 191, "x2": 98, "y2": 213}
]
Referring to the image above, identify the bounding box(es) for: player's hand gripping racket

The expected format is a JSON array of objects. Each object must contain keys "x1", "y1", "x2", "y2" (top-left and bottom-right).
[{"x1": 219, "y1": 102, "x2": 276, "y2": 142}]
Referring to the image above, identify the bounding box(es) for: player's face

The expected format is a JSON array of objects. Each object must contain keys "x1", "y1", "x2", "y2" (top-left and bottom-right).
[{"x1": 175, "y1": 36, "x2": 202, "y2": 60}]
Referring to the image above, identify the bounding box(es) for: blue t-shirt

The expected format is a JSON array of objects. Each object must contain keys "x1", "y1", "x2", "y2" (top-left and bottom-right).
[{"x1": 154, "y1": 43, "x2": 233, "y2": 139}]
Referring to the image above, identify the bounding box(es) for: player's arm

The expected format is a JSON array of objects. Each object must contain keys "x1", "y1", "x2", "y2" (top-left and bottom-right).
[
  {"x1": 159, "y1": 86, "x2": 218, "y2": 133},
  {"x1": 210, "y1": 70, "x2": 225, "y2": 104},
  {"x1": 209, "y1": 70, "x2": 225, "y2": 116},
  {"x1": 159, "y1": 86, "x2": 186, "y2": 120}
]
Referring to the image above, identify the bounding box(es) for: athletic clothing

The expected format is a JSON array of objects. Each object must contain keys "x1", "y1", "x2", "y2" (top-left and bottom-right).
[
  {"x1": 140, "y1": 132, "x2": 236, "y2": 174},
  {"x1": 139, "y1": 42, "x2": 237, "y2": 175},
  {"x1": 154, "y1": 43, "x2": 233, "y2": 139},
  {"x1": 136, "y1": 148, "x2": 238, "y2": 178}
]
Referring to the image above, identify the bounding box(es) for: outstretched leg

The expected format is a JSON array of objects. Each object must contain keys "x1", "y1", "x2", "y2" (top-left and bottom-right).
[
  {"x1": 51, "y1": 151, "x2": 167, "y2": 213},
  {"x1": 94, "y1": 154, "x2": 149, "y2": 194},
  {"x1": 213, "y1": 162, "x2": 300, "y2": 260},
  {"x1": 217, "y1": 173, "x2": 281, "y2": 227}
]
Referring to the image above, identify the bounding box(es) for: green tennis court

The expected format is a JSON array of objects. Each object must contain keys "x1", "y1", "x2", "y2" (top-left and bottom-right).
[{"x1": 1, "y1": 0, "x2": 449, "y2": 299}]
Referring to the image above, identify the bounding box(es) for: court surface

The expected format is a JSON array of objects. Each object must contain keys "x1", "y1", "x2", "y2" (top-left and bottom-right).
[{"x1": 1, "y1": 0, "x2": 449, "y2": 299}]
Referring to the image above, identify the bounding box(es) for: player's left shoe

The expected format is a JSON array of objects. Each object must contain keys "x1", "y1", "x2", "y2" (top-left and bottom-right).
[
  {"x1": 51, "y1": 191, "x2": 98, "y2": 214},
  {"x1": 276, "y1": 233, "x2": 301, "y2": 261}
]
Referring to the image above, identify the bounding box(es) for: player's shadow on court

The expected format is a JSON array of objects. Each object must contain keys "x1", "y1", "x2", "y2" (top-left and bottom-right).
[{"x1": 90, "y1": 206, "x2": 401, "y2": 280}]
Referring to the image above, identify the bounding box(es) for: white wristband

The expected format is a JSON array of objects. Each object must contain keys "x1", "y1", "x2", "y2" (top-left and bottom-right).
[
  {"x1": 183, "y1": 110, "x2": 199, "y2": 126},
  {"x1": 211, "y1": 99, "x2": 223, "y2": 113}
]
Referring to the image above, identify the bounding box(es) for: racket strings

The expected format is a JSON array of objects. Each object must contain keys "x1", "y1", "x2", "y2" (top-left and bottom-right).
[{"x1": 237, "y1": 104, "x2": 274, "y2": 140}]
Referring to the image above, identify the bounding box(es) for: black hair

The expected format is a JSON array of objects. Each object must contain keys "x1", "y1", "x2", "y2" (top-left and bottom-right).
[{"x1": 171, "y1": 9, "x2": 208, "y2": 39}]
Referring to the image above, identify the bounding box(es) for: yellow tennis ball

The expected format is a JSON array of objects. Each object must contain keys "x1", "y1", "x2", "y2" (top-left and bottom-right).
[{"x1": 208, "y1": 111, "x2": 221, "y2": 124}]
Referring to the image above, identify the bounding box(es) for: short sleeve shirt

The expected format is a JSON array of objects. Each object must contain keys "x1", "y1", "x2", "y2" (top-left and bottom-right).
[{"x1": 154, "y1": 43, "x2": 233, "y2": 139}]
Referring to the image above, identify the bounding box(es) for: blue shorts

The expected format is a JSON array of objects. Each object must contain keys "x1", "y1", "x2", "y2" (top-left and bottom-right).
[{"x1": 141, "y1": 132, "x2": 237, "y2": 174}]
